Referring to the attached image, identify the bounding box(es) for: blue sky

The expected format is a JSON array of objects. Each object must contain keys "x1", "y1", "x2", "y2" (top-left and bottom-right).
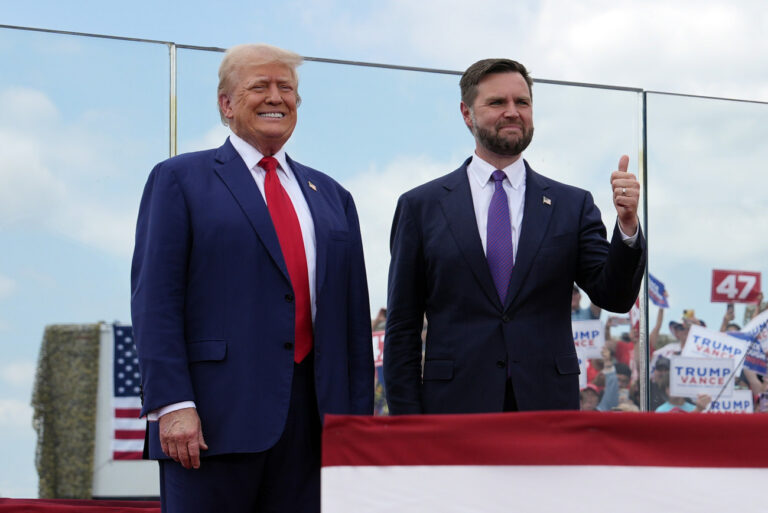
[{"x1": 2, "y1": 0, "x2": 768, "y2": 498}]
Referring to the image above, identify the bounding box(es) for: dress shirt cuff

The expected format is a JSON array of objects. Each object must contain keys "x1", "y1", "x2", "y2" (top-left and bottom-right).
[
  {"x1": 618, "y1": 219, "x2": 640, "y2": 248},
  {"x1": 146, "y1": 401, "x2": 196, "y2": 422}
]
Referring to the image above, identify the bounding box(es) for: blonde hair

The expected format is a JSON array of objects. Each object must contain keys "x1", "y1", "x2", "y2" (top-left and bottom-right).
[{"x1": 217, "y1": 43, "x2": 303, "y2": 125}]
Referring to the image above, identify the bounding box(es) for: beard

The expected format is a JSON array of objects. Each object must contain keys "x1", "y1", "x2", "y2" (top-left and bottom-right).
[{"x1": 471, "y1": 114, "x2": 534, "y2": 157}]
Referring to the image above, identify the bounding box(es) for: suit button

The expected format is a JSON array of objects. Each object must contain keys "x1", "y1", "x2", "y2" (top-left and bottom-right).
[
  {"x1": 284, "y1": 342, "x2": 294, "y2": 350},
  {"x1": 285, "y1": 294, "x2": 294, "y2": 303},
  {"x1": 496, "y1": 361, "x2": 506, "y2": 369},
  {"x1": 502, "y1": 315, "x2": 510, "y2": 323}
]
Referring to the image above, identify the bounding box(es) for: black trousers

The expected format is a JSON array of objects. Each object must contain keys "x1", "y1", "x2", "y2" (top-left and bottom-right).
[{"x1": 503, "y1": 378, "x2": 519, "y2": 412}]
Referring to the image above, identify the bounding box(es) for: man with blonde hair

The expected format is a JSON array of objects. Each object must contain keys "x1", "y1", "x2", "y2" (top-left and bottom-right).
[{"x1": 132, "y1": 43, "x2": 373, "y2": 512}]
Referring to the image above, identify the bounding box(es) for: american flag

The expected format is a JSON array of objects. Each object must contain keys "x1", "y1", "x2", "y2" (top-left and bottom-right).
[{"x1": 112, "y1": 324, "x2": 145, "y2": 460}]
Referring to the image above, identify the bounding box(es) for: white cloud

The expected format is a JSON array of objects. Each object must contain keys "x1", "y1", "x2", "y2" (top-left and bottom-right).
[
  {"x1": 298, "y1": 0, "x2": 768, "y2": 102},
  {"x1": 344, "y1": 155, "x2": 456, "y2": 311},
  {"x1": 0, "y1": 87, "x2": 137, "y2": 257},
  {"x1": 0, "y1": 362, "x2": 36, "y2": 389},
  {"x1": 180, "y1": 123, "x2": 230, "y2": 154}
]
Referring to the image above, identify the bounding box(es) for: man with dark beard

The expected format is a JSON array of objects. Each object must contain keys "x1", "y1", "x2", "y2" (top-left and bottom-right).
[{"x1": 383, "y1": 58, "x2": 646, "y2": 414}]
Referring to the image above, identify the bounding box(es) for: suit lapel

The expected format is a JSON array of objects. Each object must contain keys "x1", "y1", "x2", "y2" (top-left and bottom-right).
[
  {"x1": 213, "y1": 139, "x2": 291, "y2": 283},
  {"x1": 505, "y1": 162, "x2": 553, "y2": 308},
  {"x1": 286, "y1": 155, "x2": 329, "y2": 297},
  {"x1": 439, "y1": 162, "x2": 503, "y2": 309}
]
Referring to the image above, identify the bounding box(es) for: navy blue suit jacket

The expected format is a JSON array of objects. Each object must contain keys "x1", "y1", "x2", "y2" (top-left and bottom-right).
[
  {"x1": 131, "y1": 139, "x2": 373, "y2": 459},
  {"x1": 384, "y1": 158, "x2": 646, "y2": 414}
]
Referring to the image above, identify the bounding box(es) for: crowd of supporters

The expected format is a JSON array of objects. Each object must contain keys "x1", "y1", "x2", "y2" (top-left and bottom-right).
[
  {"x1": 578, "y1": 288, "x2": 768, "y2": 413},
  {"x1": 370, "y1": 289, "x2": 768, "y2": 415}
]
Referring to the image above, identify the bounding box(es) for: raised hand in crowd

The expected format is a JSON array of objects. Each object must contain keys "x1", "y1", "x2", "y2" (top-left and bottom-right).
[
  {"x1": 694, "y1": 394, "x2": 712, "y2": 413},
  {"x1": 650, "y1": 307, "x2": 663, "y2": 350},
  {"x1": 719, "y1": 303, "x2": 738, "y2": 332}
]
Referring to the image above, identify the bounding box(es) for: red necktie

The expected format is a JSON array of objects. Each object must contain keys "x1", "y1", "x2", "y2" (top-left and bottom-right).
[{"x1": 259, "y1": 156, "x2": 313, "y2": 363}]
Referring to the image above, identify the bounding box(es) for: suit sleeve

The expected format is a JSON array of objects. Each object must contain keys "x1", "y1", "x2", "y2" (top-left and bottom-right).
[
  {"x1": 384, "y1": 195, "x2": 427, "y2": 415},
  {"x1": 576, "y1": 191, "x2": 646, "y2": 313},
  {"x1": 343, "y1": 191, "x2": 375, "y2": 414},
  {"x1": 131, "y1": 163, "x2": 195, "y2": 417}
]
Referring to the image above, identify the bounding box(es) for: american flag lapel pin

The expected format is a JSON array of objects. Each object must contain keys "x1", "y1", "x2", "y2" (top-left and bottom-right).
[
  {"x1": 543, "y1": 196, "x2": 551, "y2": 205},
  {"x1": 308, "y1": 181, "x2": 317, "y2": 191}
]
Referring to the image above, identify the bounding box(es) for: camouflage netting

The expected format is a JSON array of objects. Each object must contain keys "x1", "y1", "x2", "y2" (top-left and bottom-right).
[{"x1": 31, "y1": 324, "x2": 101, "y2": 499}]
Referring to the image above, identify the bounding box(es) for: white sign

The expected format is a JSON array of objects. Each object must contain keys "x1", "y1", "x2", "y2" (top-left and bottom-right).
[
  {"x1": 682, "y1": 325, "x2": 749, "y2": 375},
  {"x1": 670, "y1": 356, "x2": 734, "y2": 399},
  {"x1": 572, "y1": 320, "x2": 604, "y2": 359},
  {"x1": 706, "y1": 389, "x2": 754, "y2": 414},
  {"x1": 372, "y1": 330, "x2": 385, "y2": 367},
  {"x1": 578, "y1": 355, "x2": 587, "y2": 389}
]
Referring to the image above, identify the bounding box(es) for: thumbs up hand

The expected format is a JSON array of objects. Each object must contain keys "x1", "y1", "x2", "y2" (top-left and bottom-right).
[{"x1": 610, "y1": 155, "x2": 639, "y2": 236}]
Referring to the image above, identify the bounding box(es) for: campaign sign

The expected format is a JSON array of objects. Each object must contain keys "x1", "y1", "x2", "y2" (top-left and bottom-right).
[
  {"x1": 670, "y1": 356, "x2": 734, "y2": 399},
  {"x1": 706, "y1": 389, "x2": 754, "y2": 414},
  {"x1": 682, "y1": 325, "x2": 749, "y2": 375},
  {"x1": 742, "y1": 309, "x2": 768, "y2": 345},
  {"x1": 572, "y1": 320, "x2": 604, "y2": 359},
  {"x1": 372, "y1": 330, "x2": 385, "y2": 367},
  {"x1": 711, "y1": 269, "x2": 761, "y2": 303},
  {"x1": 727, "y1": 331, "x2": 768, "y2": 376},
  {"x1": 648, "y1": 274, "x2": 669, "y2": 308}
]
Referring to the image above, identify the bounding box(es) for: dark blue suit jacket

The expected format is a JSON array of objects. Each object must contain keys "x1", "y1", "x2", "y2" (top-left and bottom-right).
[
  {"x1": 131, "y1": 139, "x2": 373, "y2": 459},
  {"x1": 384, "y1": 158, "x2": 646, "y2": 414}
]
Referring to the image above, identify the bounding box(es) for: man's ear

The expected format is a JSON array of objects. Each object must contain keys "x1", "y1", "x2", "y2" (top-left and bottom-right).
[
  {"x1": 218, "y1": 94, "x2": 232, "y2": 119},
  {"x1": 460, "y1": 102, "x2": 473, "y2": 130}
]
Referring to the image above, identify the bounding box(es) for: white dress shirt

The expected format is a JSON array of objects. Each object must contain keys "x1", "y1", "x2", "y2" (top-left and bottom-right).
[
  {"x1": 148, "y1": 133, "x2": 317, "y2": 421},
  {"x1": 467, "y1": 153, "x2": 638, "y2": 258},
  {"x1": 467, "y1": 154, "x2": 526, "y2": 260},
  {"x1": 228, "y1": 131, "x2": 317, "y2": 321}
]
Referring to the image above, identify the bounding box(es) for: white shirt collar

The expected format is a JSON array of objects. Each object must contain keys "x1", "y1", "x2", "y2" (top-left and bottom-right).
[
  {"x1": 468, "y1": 153, "x2": 526, "y2": 190},
  {"x1": 228, "y1": 130, "x2": 292, "y2": 179}
]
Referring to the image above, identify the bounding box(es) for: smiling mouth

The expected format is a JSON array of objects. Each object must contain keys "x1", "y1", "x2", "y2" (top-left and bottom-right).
[{"x1": 259, "y1": 112, "x2": 285, "y2": 118}]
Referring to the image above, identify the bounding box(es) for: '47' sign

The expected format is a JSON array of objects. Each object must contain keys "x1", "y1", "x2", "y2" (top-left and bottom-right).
[{"x1": 711, "y1": 269, "x2": 761, "y2": 303}]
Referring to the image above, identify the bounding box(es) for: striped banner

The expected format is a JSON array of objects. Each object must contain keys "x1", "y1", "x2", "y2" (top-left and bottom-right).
[{"x1": 322, "y1": 411, "x2": 768, "y2": 512}]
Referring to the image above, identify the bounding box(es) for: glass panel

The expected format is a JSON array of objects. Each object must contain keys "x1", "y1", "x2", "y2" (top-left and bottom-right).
[
  {"x1": 177, "y1": 50, "x2": 643, "y2": 413},
  {"x1": 0, "y1": 27, "x2": 169, "y2": 497},
  {"x1": 531, "y1": 83, "x2": 643, "y2": 413},
  {"x1": 647, "y1": 93, "x2": 768, "y2": 413}
]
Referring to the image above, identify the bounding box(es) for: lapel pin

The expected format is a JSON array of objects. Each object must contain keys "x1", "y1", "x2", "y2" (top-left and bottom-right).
[
  {"x1": 308, "y1": 181, "x2": 317, "y2": 191},
  {"x1": 543, "y1": 196, "x2": 551, "y2": 205}
]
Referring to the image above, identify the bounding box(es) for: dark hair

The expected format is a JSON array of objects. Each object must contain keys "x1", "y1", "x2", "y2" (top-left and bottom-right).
[
  {"x1": 615, "y1": 362, "x2": 632, "y2": 377},
  {"x1": 460, "y1": 58, "x2": 533, "y2": 106}
]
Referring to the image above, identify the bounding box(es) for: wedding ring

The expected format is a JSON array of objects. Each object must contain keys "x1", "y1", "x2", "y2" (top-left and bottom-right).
[{"x1": 621, "y1": 187, "x2": 626, "y2": 195}]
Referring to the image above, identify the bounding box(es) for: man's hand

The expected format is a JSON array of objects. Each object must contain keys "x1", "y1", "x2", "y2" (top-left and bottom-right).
[
  {"x1": 610, "y1": 155, "x2": 640, "y2": 236},
  {"x1": 159, "y1": 407, "x2": 208, "y2": 469}
]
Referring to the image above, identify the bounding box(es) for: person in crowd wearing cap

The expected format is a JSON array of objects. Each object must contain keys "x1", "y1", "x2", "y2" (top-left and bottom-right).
[
  {"x1": 581, "y1": 347, "x2": 620, "y2": 411},
  {"x1": 649, "y1": 356, "x2": 670, "y2": 410},
  {"x1": 580, "y1": 384, "x2": 603, "y2": 411},
  {"x1": 651, "y1": 310, "x2": 706, "y2": 371}
]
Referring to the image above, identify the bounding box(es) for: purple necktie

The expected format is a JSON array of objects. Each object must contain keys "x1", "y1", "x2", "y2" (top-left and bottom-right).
[{"x1": 487, "y1": 170, "x2": 514, "y2": 302}]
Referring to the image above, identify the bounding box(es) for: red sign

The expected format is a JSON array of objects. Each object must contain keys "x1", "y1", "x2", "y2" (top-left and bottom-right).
[{"x1": 711, "y1": 270, "x2": 761, "y2": 303}]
